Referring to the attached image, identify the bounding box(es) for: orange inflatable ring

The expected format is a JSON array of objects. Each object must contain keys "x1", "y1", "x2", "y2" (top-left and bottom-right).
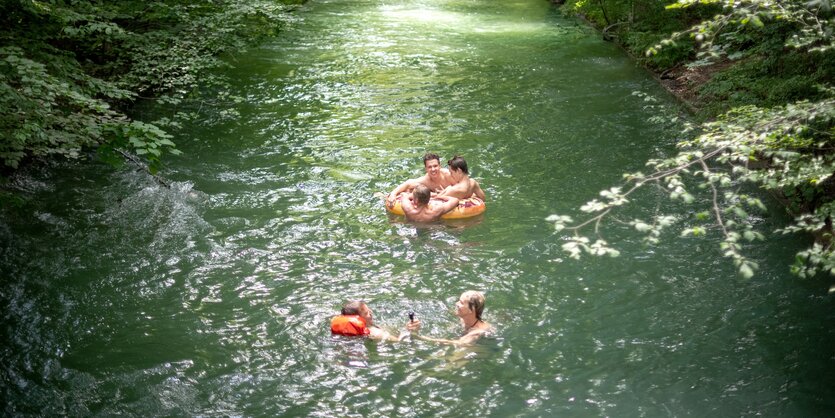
[{"x1": 385, "y1": 193, "x2": 486, "y2": 220}]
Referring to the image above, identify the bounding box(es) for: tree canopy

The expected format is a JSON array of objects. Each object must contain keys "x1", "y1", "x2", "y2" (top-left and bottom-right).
[{"x1": 0, "y1": 0, "x2": 300, "y2": 173}]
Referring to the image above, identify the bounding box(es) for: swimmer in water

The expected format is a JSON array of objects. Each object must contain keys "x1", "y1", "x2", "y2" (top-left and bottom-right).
[
  {"x1": 331, "y1": 301, "x2": 402, "y2": 342},
  {"x1": 436, "y1": 156, "x2": 486, "y2": 201},
  {"x1": 387, "y1": 153, "x2": 455, "y2": 204},
  {"x1": 405, "y1": 290, "x2": 492, "y2": 346}
]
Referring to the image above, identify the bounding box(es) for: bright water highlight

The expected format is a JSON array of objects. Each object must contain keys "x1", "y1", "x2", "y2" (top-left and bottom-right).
[{"x1": 2, "y1": 0, "x2": 835, "y2": 416}]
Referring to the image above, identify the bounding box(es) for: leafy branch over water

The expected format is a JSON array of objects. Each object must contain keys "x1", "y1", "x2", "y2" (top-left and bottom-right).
[
  {"x1": 552, "y1": 0, "x2": 835, "y2": 278},
  {"x1": 551, "y1": 95, "x2": 835, "y2": 278}
]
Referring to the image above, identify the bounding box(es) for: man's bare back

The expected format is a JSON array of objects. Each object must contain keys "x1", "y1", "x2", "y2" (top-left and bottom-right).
[
  {"x1": 441, "y1": 177, "x2": 485, "y2": 200},
  {"x1": 401, "y1": 185, "x2": 459, "y2": 222},
  {"x1": 437, "y1": 155, "x2": 486, "y2": 201}
]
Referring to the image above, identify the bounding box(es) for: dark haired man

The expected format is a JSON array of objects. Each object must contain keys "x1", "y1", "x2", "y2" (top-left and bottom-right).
[
  {"x1": 387, "y1": 153, "x2": 455, "y2": 204},
  {"x1": 437, "y1": 155, "x2": 486, "y2": 201},
  {"x1": 401, "y1": 184, "x2": 459, "y2": 223}
]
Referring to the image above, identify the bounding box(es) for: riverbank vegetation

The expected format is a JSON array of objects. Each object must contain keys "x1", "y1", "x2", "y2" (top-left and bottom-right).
[
  {"x1": 553, "y1": 0, "x2": 835, "y2": 278},
  {"x1": 0, "y1": 0, "x2": 300, "y2": 180}
]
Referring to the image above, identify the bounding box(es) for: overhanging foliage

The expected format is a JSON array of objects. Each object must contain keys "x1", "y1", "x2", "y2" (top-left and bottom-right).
[
  {"x1": 552, "y1": 0, "x2": 835, "y2": 278},
  {"x1": 0, "y1": 0, "x2": 300, "y2": 173}
]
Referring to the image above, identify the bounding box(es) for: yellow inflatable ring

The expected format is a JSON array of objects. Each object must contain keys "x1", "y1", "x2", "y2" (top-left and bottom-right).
[{"x1": 385, "y1": 193, "x2": 486, "y2": 219}]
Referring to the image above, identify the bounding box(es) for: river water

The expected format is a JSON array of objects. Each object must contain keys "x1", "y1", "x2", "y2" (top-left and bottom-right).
[{"x1": 3, "y1": 0, "x2": 834, "y2": 416}]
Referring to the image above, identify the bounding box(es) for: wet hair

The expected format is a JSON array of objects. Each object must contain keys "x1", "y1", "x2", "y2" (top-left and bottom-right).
[
  {"x1": 461, "y1": 290, "x2": 485, "y2": 320},
  {"x1": 423, "y1": 153, "x2": 441, "y2": 166},
  {"x1": 341, "y1": 300, "x2": 365, "y2": 315},
  {"x1": 447, "y1": 155, "x2": 469, "y2": 175},
  {"x1": 413, "y1": 184, "x2": 431, "y2": 205}
]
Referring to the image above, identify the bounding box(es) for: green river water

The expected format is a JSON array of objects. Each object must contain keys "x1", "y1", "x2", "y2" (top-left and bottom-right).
[{"x1": 3, "y1": 0, "x2": 835, "y2": 416}]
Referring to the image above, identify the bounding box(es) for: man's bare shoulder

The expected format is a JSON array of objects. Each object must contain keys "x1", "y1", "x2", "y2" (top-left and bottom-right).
[
  {"x1": 466, "y1": 321, "x2": 492, "y2": 337},
  {"x1": 441, "y1": 169, "x2": 455, "y2": 185}
]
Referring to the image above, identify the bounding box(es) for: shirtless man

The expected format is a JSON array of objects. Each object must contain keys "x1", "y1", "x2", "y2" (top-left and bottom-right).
[
  {"x1": 437, "y1": 155, "x2": 486, "y2": 201},
  {"x1": 387, "y1": 153, "x2": 454, "y2": 203},
  {"x1": 331, "y1": 300, "x2": 402, "y2": 342},
  {"x1": 405, "y1": 290, "x2": 492, "y2": 346},
  {"x1": 401, "y1": 184, "x2": 459, "y2": 223}
]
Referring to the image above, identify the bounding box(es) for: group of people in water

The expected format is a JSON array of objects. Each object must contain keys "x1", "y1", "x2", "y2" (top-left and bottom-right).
[
  {"x1": 386, "y1": 153, "x2": 486, "y2": 222},
  {"x1": 330, "y1": 154, "x2": 492, "y2": 345},
  {"x1": 331, "y1": 290, "x2": 492, "y2": 346}
]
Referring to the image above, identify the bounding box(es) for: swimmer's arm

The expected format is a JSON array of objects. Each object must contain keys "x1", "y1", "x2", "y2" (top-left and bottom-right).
[
  {"x1": 458, "y1": 330, "x2": 486, "y2": 345},
  {"x1": 400, "y1": 193, "x2": 416, "y2": 210},
  {"x1": 406, "y1": 320, "x2": 481, "y2": 346},
  {"x1": 436, "y1": 179, "x2": 468, "y2": 198},
  {"x1": 368, "y1": 326, "x2": 401, "y2": 342},
  {"x1": 473, "y1": 180, "x2": 486, "y2": 201},
  {"x1": 413, "y1": 333, "x2": 479, "y2": 346},
  {"x1": 388, "y1": 178, "x2": 420, "y2": 201},
  {"x1": 433, "y1": 195, "x2": 459, "y2": 213}
]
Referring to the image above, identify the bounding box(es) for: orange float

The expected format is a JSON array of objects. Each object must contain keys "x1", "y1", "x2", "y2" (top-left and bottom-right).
[
  {"x1": 385, "y1": 193, "x2": 486, "y2": 220},
  {"x1": 331, "y1": 315, "x2": 370, "y2": 336}
]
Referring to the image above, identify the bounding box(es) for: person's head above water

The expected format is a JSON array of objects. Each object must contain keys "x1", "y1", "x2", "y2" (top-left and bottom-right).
[
  {"x1": 457, "y1": 290, "x2": 485, "y2": 321},
  {"x1": 332, "y1": 300, "x2": 374, "y2": 336},
  {"x1": 422, "y1": 153, "x2": 442, "y2": 179},
  {"x1": 404, "y1": 290, "x2": 490, "y2": 346},
  {"x1": 386, "y1": 152, "x2": 451, "y2": 203},
  {"x1": 412, "y1": 184, "x2": 431, "y2": 205},
  {"x1": 447, "y1": 155, "x2": 469, "y2": 175},
  {"x1": 423, "y1": 152, "x2": 441, "y2": 166},
  {"x1": 341, "y1": 300, "x2": 363, "y2": 315},
  {"x1": 341, "y1": 300, "x2": 374, "y2": 325}
]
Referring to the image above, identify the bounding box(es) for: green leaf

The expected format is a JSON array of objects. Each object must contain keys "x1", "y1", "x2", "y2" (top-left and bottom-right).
[{"x1": 739, "y1": 263, "x2": 754, "y2": 279}]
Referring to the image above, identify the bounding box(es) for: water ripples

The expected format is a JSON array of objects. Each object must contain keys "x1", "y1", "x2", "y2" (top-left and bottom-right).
[{"x1": 3, "y1": 0, "x2": 835, "y2": 416}]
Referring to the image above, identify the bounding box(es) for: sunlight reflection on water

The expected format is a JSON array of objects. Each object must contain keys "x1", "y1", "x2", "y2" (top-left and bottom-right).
[{"x1": 1, "y1": 0, "x2": 834, "y2": 416}]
